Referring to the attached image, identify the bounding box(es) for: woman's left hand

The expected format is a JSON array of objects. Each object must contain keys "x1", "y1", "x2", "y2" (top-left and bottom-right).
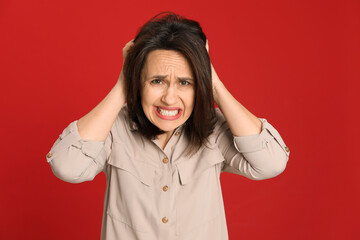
[{"x1": 206, "y1": 40, "x2": 223, "y2": 105}]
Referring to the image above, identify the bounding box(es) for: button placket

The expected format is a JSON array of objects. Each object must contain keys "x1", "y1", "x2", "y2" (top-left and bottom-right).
[
  {"x1": 159, "y1": 154, "x2": 173, "y2": 226},
  {"x1": 158, "y1": 134, "x2": 179, "y2": 229},
  {"x1": 161, "y1": 157, "x2": 170, "y2": 193}
]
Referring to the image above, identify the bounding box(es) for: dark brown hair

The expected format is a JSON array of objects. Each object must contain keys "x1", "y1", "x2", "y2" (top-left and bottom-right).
[{"x1": 123, "y1": 12, "x2": 217, "y2": 155}]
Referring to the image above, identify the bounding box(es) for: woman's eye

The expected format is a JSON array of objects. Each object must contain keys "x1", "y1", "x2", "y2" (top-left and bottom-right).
[
  {"x1": 179, "y1": 80, "x2": 190, "y2": 86},
  {"x1": 151, "y1": 79, "x2": 163, "y2": 85}
]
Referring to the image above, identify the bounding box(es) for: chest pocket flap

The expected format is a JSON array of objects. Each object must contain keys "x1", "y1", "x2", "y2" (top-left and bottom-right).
[
  {"x1": 174, "y1": 147, "x2": 224, "y2": 235},
  {"x1": 176, "y1": 147, "x2": 224, "y2": 185},
  {"x1": 107, "y1": 141, "x2": 155, "y2": 187}
]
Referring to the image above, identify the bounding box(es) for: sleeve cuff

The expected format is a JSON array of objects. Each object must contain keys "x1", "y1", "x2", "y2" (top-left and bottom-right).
[
  {"x1": 46, "y1": 121, "x2": 105, "y2": 162},
  {"x1": 70, "y1": 121, "x2": 105, "y2": 159},
  {"x1": 233, "y1": 118, "x2": 290, "y2": 155}
]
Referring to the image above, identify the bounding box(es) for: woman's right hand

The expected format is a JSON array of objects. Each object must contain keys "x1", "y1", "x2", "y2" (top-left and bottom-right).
[{"x1": 117, "y1": 40, "x2": 134, "y2": 86}]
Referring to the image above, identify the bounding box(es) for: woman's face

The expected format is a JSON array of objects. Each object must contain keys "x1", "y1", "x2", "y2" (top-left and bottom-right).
[{"x1": 140, "y1": 49, "x2": 195, "y2": 135}]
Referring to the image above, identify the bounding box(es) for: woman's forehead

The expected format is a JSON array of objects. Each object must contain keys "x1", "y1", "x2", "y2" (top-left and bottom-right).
[{"x1": 142, "y1": 50, "x2": 193, "y2": 78}]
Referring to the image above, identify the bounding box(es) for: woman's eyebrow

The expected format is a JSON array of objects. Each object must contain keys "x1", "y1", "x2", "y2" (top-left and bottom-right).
[
  {"x1": 178, "y1": 77, "x2": 194, "y2": 82},
  {"x1": 150, "y1": 75, "x2": 193, "y2": 81},
  {"x1": 150, "y1": 75, "x2": 167, "y2": 80}
]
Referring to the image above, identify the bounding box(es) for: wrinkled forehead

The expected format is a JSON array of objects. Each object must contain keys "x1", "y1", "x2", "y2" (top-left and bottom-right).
[{"x1": 141, "y1": 49, "x2": 194, "y2": 80}]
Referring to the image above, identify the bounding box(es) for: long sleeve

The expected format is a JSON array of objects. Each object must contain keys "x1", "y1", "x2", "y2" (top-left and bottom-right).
[
  {"x1": 46, "y1": 121, "x2": 112, "y2": 183},
  {"x1": 216, "y1": 110, "x2": 290, "y2": 180}
]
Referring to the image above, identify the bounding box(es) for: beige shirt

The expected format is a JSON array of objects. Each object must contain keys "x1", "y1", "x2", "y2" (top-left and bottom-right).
[{"x1": 46, "y1": 106, "x2": 290, "y2": 240}]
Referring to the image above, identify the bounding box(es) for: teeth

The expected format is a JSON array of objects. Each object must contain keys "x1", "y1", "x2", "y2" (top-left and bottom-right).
[{"x1": 158, "y1": 108, "x2": 179, "y2": 116}]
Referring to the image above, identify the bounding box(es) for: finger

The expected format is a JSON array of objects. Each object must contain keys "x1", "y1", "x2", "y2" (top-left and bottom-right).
[
  {"x1": 126, "y1": 39, "x2": 134, "y2": 46},
  {"x1": 123, "y1": 39, "x2": 135, "y2": 58},
  {"x1": 123, "y1": 39, "x2": 134, "y2": 50},
  {"x1": 124, "y1": 39, "x2": 134, "y2": 49}
]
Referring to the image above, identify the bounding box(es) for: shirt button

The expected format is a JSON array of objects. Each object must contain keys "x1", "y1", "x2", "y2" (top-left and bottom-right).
[
  {"x1": 47, "y1": 152, "x2": 53, "y2": 158},
  {"x1": 163, "y1": 157, "x2": 169, "y2": 164},
  {"x1": 285, "y1": 146, "x2": 290, "y2": 152},
  {"x1": 162, "y1": 217, "x2": 168, "y2": 223},
  {"x1": 163, "y1": 185, "x2": 169, "y2": 192},
  {"x1": 174, "y1": 131, "x2": 180, "y2": 136}
]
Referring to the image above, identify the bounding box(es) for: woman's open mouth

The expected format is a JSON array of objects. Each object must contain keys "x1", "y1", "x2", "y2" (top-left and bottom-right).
[{"x1": 154, "y1": 106, "x2": 182, "y2": 120}]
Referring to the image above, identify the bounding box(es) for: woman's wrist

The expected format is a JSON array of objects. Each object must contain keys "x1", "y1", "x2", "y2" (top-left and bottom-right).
[
  {"x1": 116, "y1": 72, "x2": 127, "y2": 102},
  {"x1": 211, "y1": 64, "x2": 223, "y2": 105},
  {"x1": 213, "y1": 79, "x2": 226, "y2": 107}
]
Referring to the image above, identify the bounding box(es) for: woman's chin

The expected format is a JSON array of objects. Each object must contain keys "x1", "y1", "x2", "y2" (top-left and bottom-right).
[{"x1": 155, "y1": 123, "x2": 178, "y2": 133}]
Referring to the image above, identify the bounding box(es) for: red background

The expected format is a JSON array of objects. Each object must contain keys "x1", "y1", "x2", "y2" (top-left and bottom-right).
[{"x1": 1, "y1": 0, "x2": 359, "y2": 239}]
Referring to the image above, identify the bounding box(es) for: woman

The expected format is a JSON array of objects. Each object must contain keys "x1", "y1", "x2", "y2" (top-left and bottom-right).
[{"x1": 46, "y1": 13, "x2": 290, "y2": 240}]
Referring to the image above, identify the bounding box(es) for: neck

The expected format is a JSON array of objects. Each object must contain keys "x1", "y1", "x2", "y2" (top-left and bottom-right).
[{"x1": 156, "y1": 130, "x2": 174, "y2": 150}]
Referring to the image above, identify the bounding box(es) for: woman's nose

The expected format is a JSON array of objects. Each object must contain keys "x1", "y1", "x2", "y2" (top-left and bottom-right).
[{"x1": 161, "y1": 85, "x2": 178, "y2": 105}]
